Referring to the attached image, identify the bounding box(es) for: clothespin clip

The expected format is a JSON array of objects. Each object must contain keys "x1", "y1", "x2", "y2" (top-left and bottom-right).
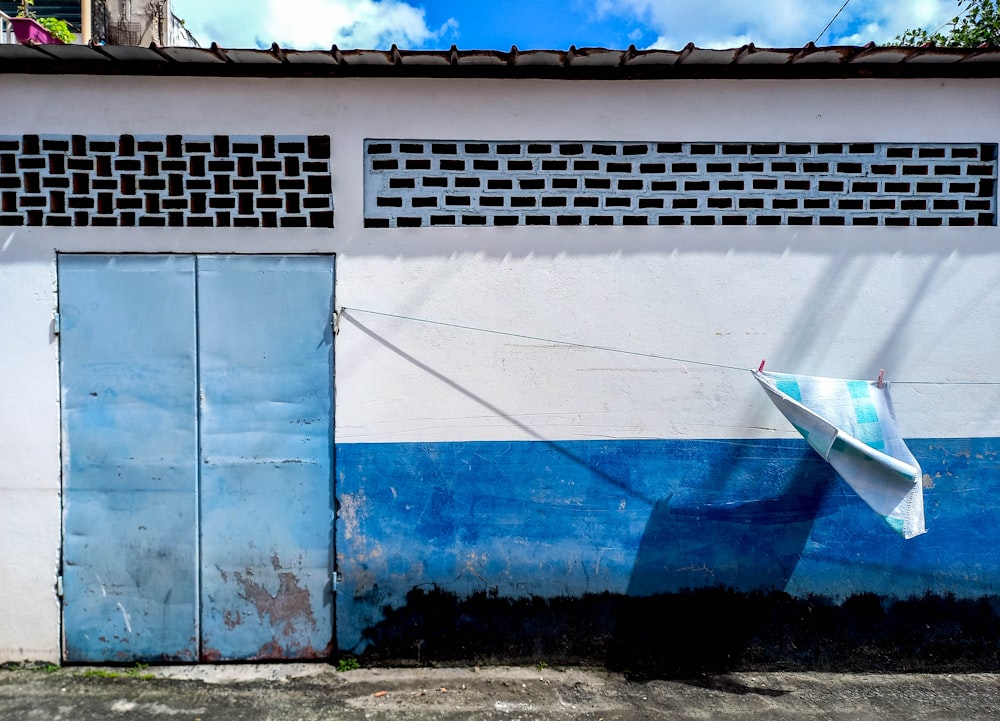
[
  {"x1": 758, "y1": 359, "x2": 766, "y2": 373},
  {"x1": 876, "y1": 369, "x2": 885, "y2": 389}
]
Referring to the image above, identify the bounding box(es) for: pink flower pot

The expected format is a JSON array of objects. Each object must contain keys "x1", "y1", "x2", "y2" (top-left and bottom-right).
[{"x1": 10, "y1": 17, "x2": 64, "y2": 45}]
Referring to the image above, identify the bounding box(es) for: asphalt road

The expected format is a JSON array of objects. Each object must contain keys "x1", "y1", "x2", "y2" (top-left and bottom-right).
[{"x1": 2, "y1": 662, "x2": 999, "y2": 720}]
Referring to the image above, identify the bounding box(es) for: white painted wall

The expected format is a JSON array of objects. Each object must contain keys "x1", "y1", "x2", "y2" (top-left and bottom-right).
[
  {"x1": 0, "y1": 73, "x2": 998, "y2": 660},
  {"x1": 0, "y1": 242, "x2": 60, "y2": 661}
]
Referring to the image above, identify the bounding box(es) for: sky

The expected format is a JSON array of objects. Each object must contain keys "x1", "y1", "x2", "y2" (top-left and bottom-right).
[{"x1": 170, "y1": 0, "x2": 963, "y2": 51}]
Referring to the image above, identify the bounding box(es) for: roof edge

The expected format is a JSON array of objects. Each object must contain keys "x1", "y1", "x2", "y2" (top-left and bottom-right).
[{"x1": 2, "y1": 43, "x2": 1000, "y2": 79}]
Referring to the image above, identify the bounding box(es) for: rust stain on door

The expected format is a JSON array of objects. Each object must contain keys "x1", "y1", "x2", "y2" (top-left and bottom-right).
[{"x1": 233, "y1": 554, "x2": 318, "y2": 637}]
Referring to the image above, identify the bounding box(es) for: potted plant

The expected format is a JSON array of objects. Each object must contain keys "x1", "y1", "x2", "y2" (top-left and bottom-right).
[{"x1": 10, "y1": 0, "x2": 76, "y2": 44}]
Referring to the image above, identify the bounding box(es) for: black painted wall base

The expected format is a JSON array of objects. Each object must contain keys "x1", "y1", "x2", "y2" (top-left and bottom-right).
[{"x1": 356, "y1": 587, "x2": 1000, "y2": 678}]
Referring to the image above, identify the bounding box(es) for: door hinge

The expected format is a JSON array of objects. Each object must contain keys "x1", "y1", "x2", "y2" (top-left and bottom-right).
[
  {"x1": 52, "y1": 312, "x2": 60, "y2": 336},
  {"x1": 332, "y1": 307, "x2": 343, "y2": 336},
  {"x1": 332, "y1": 570, "x2": 343, "y2": 592},
  {"x1": 56, "y1": 575, "x2": 64, "y2": 598}
]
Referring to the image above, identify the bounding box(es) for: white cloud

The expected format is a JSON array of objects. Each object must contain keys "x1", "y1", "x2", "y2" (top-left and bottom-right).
[
  {"x1": 170, "y1": 0, "x2": 965, "y2": 52},
  {"x1": 597, "y1": 0, "x2": 824, "y2": 49},
  {"x1": 597, "y1": 0, "x2": 959, "y2": 50},
  {"x1": 834, "y1": 22, "x2": 884, "y2": 46},
  {"x1": 857, "y1": 0, "x2": 956, "y2": 43},
  {"x1": 266, "y1": 0, "x2": 457, "y2": 49},
  {"x1": 171, "y1": 0, "x2": 457, "y2": 49}
]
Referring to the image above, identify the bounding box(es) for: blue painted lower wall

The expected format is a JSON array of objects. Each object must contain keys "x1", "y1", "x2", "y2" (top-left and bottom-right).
[{"x1": 335, "y1": 437, "x2": 1000, "y2": 659}]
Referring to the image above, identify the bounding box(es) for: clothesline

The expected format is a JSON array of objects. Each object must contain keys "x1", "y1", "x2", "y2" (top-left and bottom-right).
[{"x1": 340, "y1": 307, "x2": 1000, "y2": 386}]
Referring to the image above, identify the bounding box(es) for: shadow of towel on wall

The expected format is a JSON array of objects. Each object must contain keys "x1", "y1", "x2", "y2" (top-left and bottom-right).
[
  {"x1": 626, "y1": 449, "x2": 841, "y2": 597},
  {"x1": 614, "y1": 449, "x2": 841, "y2": 676}
]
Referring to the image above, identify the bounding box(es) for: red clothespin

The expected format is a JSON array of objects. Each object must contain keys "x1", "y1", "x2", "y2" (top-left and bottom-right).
[
  {"x1": 877, "y1": 369, "x2": 885, "y2": 389},
  {"x1": 758, "y1": 359, "x2": 766, "y2": 373}
]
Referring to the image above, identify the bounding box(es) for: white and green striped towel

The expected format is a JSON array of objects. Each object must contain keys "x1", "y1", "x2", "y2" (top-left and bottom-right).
[{"x1": 754, "y1": 370, "x2": 925, "y2": 539}]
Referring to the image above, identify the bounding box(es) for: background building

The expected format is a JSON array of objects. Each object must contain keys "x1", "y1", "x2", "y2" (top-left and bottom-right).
[{"x1": 0, "y1": 0, "x2": 199, "y2": 45}]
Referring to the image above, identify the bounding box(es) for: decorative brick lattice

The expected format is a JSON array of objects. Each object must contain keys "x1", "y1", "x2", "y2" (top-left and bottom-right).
[
  {"x1": 0, "y1": 134, "x2": 334, "y2": 228},
  {"x1": 364, "y1": 140, "x2": 997, "y2": 227}
]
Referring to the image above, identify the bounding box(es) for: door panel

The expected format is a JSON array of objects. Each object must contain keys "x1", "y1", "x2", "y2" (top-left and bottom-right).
[
  {"x1": 59, "y1": 255, "x2": 199, "y2": 662},
  {"x1": 197, "y1": 256, "x2": 335, "y2": 660}
]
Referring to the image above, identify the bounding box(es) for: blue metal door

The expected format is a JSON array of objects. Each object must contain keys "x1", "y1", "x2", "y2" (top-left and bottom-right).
[
  {"x1": 59, "y1": 254, "x2": 334, "y2": 662},
  {"x1": 197, "y1": 256, "x2": 335, "y2": 660},
  {"x1": 59, "y1": 255, "x2": 200, "y2": 662}
]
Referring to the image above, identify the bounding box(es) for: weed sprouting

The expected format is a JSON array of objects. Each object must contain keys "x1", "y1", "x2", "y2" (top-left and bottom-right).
[{"x1": 336, "y1": 657, "x2": 361, "y2": 672}]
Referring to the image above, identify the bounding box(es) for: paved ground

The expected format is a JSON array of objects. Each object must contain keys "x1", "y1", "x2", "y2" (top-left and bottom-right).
[{"x1": 2, "y1": 663, "x2": 1000, "y2": 720}]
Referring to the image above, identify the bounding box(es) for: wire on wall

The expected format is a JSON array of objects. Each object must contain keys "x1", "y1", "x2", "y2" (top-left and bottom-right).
[{"x1": 341, "y1": 307, "x2": 1000, "y2": 386}]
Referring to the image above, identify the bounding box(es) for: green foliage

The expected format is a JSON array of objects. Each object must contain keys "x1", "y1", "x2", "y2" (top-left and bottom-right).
[
  {"x1": 15, "y1": 0, "x2": 77, "y2": 44},
  {"x1": 36, "y1": 17, "x2": 76, "y2": 44},
  {"x1": 125, "y1": 663, "x2": 154, "y2": 680},
  {"x1": 895, "y1": 0, "x2": 1000, "y2": 46},
  {"x1": 78, "y1": 663, "x2": 154, "y2": 680},
  {"x1": 336, "y1": 657, "x2": 361, "y2": 672},
  {"x1": 0, "y1": 661, "x2": 59, "y2": 672}
]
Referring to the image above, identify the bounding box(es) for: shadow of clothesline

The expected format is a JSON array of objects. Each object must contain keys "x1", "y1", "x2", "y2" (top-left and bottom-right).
[{"x1": 342, "y1": 310, "x2": 658, "y2": 506}]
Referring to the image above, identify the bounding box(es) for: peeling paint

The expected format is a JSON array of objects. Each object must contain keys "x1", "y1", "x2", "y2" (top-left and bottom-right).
[
  {"x1": 252, "y1": 638, "x2": 332, "y2": 661},
  {"x1": 338, "y1": 489, "x2": 367, "y2": 542},
  {"x1": 233, "y1": 559, "x2": 318, "y2": 636}
]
